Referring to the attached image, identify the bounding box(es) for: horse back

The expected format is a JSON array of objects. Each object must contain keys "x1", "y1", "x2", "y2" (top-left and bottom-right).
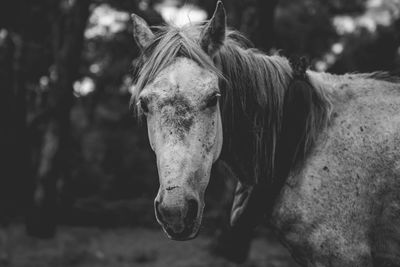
[{"x1": 272, "y1": 77, "x2": 400, "y2": 267}]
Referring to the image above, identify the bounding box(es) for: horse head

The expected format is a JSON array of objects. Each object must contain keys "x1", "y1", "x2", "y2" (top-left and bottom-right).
[{"x1": 131, "y1": 2, "x2": 226, "y2": 240}]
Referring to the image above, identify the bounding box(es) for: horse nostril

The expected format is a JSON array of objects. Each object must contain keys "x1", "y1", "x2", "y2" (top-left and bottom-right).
[{"x1": 185, "y1": 199, "x2": 198, "y2": 225}]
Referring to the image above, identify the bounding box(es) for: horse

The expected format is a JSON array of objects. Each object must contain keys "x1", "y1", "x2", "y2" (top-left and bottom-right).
[{"x1": 130, "y1": 2, "x2": 400, "y2": 266}]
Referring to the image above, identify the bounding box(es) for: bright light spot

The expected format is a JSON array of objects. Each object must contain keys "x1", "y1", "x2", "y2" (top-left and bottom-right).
[
  {"x1": 332, "y1": 43, "x2": 344, "y2": 54},
  {"x1": 139, "y1": 0, "x2": 149, "y2": 11},
  {"x1": 85, "y1": 4, "x2": 129, "y2": 39},
  {"x1": 315, "y1": 61, "x2": 328, "y2": 72},
  {"x1": 156, "y1": 4, "x2": 207, "y2": 26},
  {"x1": 397, "y1": 46, "x2": 400, "y2": 56},
  {"x1": 158, "y1": 6, "x2": 178, "y2": 23},
  {"x1": 333, "y1": 16, "x2": 356, "y2": 35},
  {"x1": 39, "y1": 76, "x2": 49, "y2": 89},
  {"x1": 325, "y1": 53, "x2": 336, "y2": 65},
  {"x1": 358, "y1": 16, "x2": 377, "y2": 32},
  {"x1": 61, "y1": 0, "x2": 76, "y2": 11},
  {"x1": 367, "y1": 0, "x2": 383, "y2": 8},
  {"x1": 90, "y1": 63, "x2": 101, "y2": 74},
  {"x1": 129, "y1": 84, "x2": 136, "y2": 94},
  {"x1": 0, "y1": 29, "x2": 7, "y2": 39},
  {"x1": 334, "y1": 0, "x2": 400, "y2": 36},
  {"x1": 0, "y1": 29, "x2": 8, "y2": 46},
  {"x1": 391, "y1": 0, "x2": 400, "y2": 18},
  {"x1": 50, "y1": 66, "x2": 58, "y2": 81},
  {"x1": 74, "y1": 77, "x2": 95, "y2": 97},
  {"x1": 119, "y1": 76, "x2": 134, "y2": 94},
  {"x1": 372, "y1": 10, "x2": 392, "y2": 26}
]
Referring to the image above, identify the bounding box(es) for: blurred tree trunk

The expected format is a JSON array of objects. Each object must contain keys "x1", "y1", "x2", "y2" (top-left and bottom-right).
[
  {"x1": 0, "y1": 29, "x2": 31, "y2": 216},
  {"x1": 26, "y1": 0, "x2": 91, "y2": 238},
  {"x1": 0, "y1": 31, "x2": 17, "y2": 221},
  {"x1": 0, "y1": 26, "x2": 30, "y2": 264},
  {"x1": 238, "y1": 0, "x2": 278, "y2": 51},
  {"x1": 0, "y1": 32, "x2": 15, "y2": 180}
]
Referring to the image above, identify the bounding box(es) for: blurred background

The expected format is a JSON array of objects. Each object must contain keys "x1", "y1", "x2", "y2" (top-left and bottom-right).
[{"x1": 0, "y1": 0, "x2": 399, "y2": 266}]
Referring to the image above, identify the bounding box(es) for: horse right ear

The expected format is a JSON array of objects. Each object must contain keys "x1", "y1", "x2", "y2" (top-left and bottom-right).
[
  {"x1": 131, "y1": 14, "x2": 155, "y2": 51},
  {"x1": 200, "y1": 1, "x2": 227, "y2": 56}
]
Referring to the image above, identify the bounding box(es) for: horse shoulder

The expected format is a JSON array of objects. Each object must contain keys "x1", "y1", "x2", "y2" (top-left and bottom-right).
[{"x1": 271, "y1": 78, "x2": 400, "y2": 266}]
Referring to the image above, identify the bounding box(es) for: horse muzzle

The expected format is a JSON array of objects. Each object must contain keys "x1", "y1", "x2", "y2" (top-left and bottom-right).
[{"x1": 154, "y1": 190, "x2": 201, "y2": 241}]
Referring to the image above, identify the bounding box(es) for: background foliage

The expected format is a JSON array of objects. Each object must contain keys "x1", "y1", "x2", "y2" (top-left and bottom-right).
[{"x1": 0, "y1": 0, "x2": 399, "y2": 235}]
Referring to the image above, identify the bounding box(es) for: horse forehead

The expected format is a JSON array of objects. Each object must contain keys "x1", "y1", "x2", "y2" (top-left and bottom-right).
[{"x1": 153, "y1": 58, "x2": 217, "y2": 94}]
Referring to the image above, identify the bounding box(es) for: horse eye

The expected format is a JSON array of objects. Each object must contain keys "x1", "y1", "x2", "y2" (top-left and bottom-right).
[
  {"x1": 206, "y1": 93, "x2": 220, "y2": 108},
  {"x1": 137, "y1": 98, "x2": 149, "y2": 113}
]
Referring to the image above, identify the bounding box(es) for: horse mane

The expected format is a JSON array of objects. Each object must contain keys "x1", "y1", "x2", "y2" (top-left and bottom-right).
[
  {"x1": 214, "y1": 32, "x2": 292, "y2": 182},
  {"x1": 130, "y1": 23, "x2": 333, "y2": 186},
  {"x1": 356, "y1": 71, "x2": 400, "y2": 84},
  {"x1": 213, "y1": 31, "x2": 333, "y2": 185}
]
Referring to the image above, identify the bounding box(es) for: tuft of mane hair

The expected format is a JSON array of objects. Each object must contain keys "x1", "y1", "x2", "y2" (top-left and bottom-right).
[
  {"x1": 130, "y1": 24, "x2": 221, "y2": 115},
  {"x1": 358, "y1": 71, "x2": 400, "y2": 84}
]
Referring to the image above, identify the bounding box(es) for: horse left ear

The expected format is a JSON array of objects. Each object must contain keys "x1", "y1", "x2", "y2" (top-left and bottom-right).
[
  {"x1": 131, "y1": 14, "x2": 155, "y2": 51},
  {"x1": 200, "y1": 1, "x2": 226, "y2": 56}
]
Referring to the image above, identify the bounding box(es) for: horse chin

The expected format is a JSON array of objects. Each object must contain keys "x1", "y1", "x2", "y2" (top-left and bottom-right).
[
  {"x1": 164, "y1": 228, "x2": 200, "y2": 241},
  {"x1": 162, "y1": 220, "x2": 201, "y2": 241}
]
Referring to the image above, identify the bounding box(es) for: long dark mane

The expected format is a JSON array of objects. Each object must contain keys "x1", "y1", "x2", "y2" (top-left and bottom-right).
[{"x1": 131, "y1": 23, "x2": 332, "y2": 187}]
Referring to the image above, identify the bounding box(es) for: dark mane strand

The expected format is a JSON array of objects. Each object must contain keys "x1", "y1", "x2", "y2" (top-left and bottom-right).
[
  {"x1": 359, "y1": 71, "x2": 400, "y2": 84},
  {"x1": 269, "y1": 59, "x2": 332, "y2": 207},
  {"x1": 214, "y1": 31, "x2": 293, "y2": 183}
]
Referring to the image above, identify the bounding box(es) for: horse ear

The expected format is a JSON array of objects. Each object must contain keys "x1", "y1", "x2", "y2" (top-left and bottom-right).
[
  {"x1": 200, "y1": 1, "x2": 226, "y2": 56},
  {"x1": 131, "y1": 14, "x2": 155, "y2": 51}
]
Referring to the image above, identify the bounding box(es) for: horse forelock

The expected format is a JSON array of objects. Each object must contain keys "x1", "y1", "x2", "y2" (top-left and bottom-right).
[{"x1": 130, "y1": 24, "x2": 221, "y2": 115}]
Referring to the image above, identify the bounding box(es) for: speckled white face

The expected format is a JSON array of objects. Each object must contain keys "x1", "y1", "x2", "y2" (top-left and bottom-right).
[{"x1": 138, "y1": 57, "x2": 223, "y2": 240}]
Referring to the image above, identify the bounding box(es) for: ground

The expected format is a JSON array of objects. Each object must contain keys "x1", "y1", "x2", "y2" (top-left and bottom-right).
[{"x1": 4, "y1": 225, "x2": 299, "y2": 267}]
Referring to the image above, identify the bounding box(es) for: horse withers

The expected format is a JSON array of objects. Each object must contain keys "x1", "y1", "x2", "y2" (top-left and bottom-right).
[{"x1": 130, "y1": 2, "x2": 400, "y2": 266}]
